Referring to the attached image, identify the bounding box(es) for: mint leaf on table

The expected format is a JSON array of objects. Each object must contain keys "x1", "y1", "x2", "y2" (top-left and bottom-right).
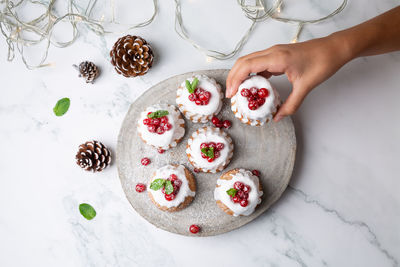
[
  {"x1": 147, "y1": 110, "x2": 169, "y2": 119},
  {"x1": 53, "y1": 97, "x2": 70, "y2": 116},
  {"x1": 226, "y1": 188, "x2": 237, "y2": 197},
  {"x1": 79, "y1": 203, "x2": 96, "y2": 220},
  {"x1": 201, "y1": 147, "x2": 215, "y2": 159},
  {"x1": 164, "y1": 180, "x2": 174, "y2": 195},
  {"x1": 150, "y1": 178, "x2": 166, "y2": 190},
  {"x1": 185, "y1": 77, "x2": 199, "y2": 94}
]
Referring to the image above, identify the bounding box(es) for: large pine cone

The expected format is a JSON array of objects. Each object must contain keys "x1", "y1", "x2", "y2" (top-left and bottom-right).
[
  {"x1": 110, "y1": 35, "x2": 154, "y2": 77},
  {"x1": 76, "y1": 141, "x2": 111, "y2": 172}
]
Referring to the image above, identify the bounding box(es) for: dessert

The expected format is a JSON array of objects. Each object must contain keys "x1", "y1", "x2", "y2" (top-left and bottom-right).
[
  {"x1": 176, "y1": 75, "x2": 223, "y2": 123},
  {"x1": 137, "y1": 104, "x2": 185, "y2": 150},
  {"x1": 214, "y1": 168, "x2": 263, "y2": 216},
  {"x1": 186, "y1": 126, "x2": 233, "y2": 173},
  {"x1": 231, "y1": 75, "x2": 281, "y2": 126},
  {"x1": 148, "y1": 165, "x2": 196, "y2": 212}
]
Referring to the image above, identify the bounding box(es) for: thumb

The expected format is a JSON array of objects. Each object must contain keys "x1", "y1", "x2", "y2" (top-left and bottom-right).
[{"x1": 273, "y1": 84, "x2": 308, "y2": 122}]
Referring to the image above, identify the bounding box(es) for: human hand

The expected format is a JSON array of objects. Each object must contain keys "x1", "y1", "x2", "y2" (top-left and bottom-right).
[{"x1": 226, "y1": 34, "x2": 352, "y2": 122}]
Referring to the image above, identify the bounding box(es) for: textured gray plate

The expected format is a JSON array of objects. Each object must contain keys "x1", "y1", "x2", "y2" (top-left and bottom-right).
[{"x1": 117, "y1": 69, "x2": 296, "y2": 236}]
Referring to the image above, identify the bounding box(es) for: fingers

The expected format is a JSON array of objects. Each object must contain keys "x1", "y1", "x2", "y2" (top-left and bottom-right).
[{"x1": 273, "y1": 83, "x2": 308, "y2": 122}]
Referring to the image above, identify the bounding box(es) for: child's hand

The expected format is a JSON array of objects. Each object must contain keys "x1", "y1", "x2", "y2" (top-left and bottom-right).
[{"x1": 226, "y1": 35, "x2": 352, "y2": 122}]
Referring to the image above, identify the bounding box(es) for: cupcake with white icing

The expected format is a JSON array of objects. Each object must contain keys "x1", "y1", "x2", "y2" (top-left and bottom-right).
[
  {"x1": 148, "y1": 164, "x2": 196, "y2": 212},
  {"x1": 176, "y1": 74, "x2": 223, "y2": 123},
  {"x1": 231, "y1": 75, "x2": 281, "y2": 126},
  {"x1": 186, "y1": 126, "x2": 233, "y2": 173},
  {"x1": 137, "y1": 104, "x2": 185, "y2": 150},
  {"x1": 214, "y1": 168, "x2": 263, "y2": 217}
]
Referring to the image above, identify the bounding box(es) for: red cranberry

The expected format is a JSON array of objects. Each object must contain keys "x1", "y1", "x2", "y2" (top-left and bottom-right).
[
  {"x1": 250, "y1": 87, "x2": 258, "y2": 96},
  {"x1": 234, "y1": 182, "x2": 244, "y2": 190},
  {"x1": 207, "y1": 157, "x2": 214, "y2": 163},
  {"x1": 222, "y1": 120, "x2": 231, "y2": 129},
  {"x1": 202, "y1": 100, "x2": 209, "y2": 105},
  {"x1": 157, "y1": 148, "x2": 165, "y2": 154},
  {"x1": 173, "y1": 179, "x2": 182, "y2": 187},
  {"x1": 232, "y1": 196, "x2": 240, "y2": 203},
  {"x1": 135, "y1": 183, "x2": 146, "y2": 193},
  {"x1": 216, "y1": 143, "x2": 224, "y2": 150},
  {"x1": 143, "y1": 118, "x2": 151, "y2": 125},
  {"x1": 173, "y1": 185, "x2": 180, "y2": 194},
  {"x1": 241, "y1": 88, "x2": 250, "y2": 97},
  {"x1": 214, "y1": 151, "x2": 220, "y2": 159},
  {"x1": 211, "y1": 116, "x2": 220, "y2": 125},
  {"x1": 141, "y1": 157, "x2": 150, "y2": 166},
  {"x1": 208, "y1": 142, "x2": 216, "y2": 149},
  {"x1": 164, "y1": 123, "x2": 173, "y2": 131},
  {"x1": 188, "y1": 93, "x2": 197, "y2": 101},
  {"x1": 257, "y1": 97, "x2": 265, "y2": 106},
  {"x1": 201, "y1": 153, "x2": 208, "y2": 159},
  {"x1": 243, "y1": 185, "x2": 251, "y2": 193},
  {"x1": 199, "y1": 94, "x2": 208, "y2": 101},
  {"x1": 156, "y1": 127, "x2": 165, "y2": 135},
  {"x1": 147, "y1": 125, "x2": 156, "y2": 133},
  {"x1": 252, "y1": 170, "x2": 260, "y2": 177},
  {"x1": 200, "y1": 143, "x2": 208, "y2": 149},
  {"x1": 189, "y1": 224, "x2": 200, "y2": 234},
  {"x1": 193, "y1": 168, "x2": 200, "y2": 173},
  {"x1": 240, "y1": 199, "x2": 248, "y2": 207},
  {"x1": 195, "y1": 100, "x2": 202, "y2": 105},
  {"x1": 161, "y1": 116, "x2": 169, "y2": 123},
  {"x1": 170, "y1": 174, "x2": 178, "y2": 180},
  {"x1": 165, "y1": 193, "x2": 175, "y2": 201},
  {"x1": 248, "y1": 100, "x2": 258, "y2": 110},
  {"x1": 151, "y1": 118, "x2": 160, "y2": 125},
  {"x1": 204, "y1": 91, "x2": 211, "y2": 99},
  {"x1": 258, "y1": 88, "x2": 269, "y2": 98},
  {"x1": 216, "y1": 122, "x2": 224, "y2": 128}
]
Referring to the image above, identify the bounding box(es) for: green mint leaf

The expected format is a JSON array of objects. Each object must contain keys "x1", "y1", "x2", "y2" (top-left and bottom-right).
[
  {"x1": 191, "y1": 77, "x2": 199, "y2": 91},
  {"x1": 148, "y1": 110, "x2": 169, "y2": 119},
  {"x1": 150, "y1": 179, "x2": 166, "y2": 190},
  {"x1": 164, "y1": 180, "x2": 174, "y2": 195},
  {"x1": 79, "y1": 203, "x2": 96, "y2": 220},
  {"x1": 185, "y1": 80, "x2": 194, "y2": 93},
  {"x1": 226, "y1": 188, "x2": 237, "y2": 197},
  {"x1": 53, "y1": 97, "x2": 70, "y2": 116},
  {"x1": 201, "y1": 147, "x2": 215, "y2": 158},
  {"x1": 201, "y1": 148, "x2": 208, "y2": 155}
]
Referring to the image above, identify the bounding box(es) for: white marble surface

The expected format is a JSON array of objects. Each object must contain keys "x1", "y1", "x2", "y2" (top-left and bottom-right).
[{"x1": 0, "y1": 0, "x2": 399, "y2": 266}]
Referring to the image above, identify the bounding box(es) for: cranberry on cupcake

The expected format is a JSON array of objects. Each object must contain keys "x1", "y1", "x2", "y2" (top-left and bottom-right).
[
  {"x1": 148, "y1": 165, "x2": 196, "y2": 212},
  {"x1": 176, "y1": 75, "x2": 223, "y2": 123},
  {"x1": 137, "y1": 104, "x2": 185, "y2": 151},
  {"x1": 214, "y1": 169, "x2": 263, "y2": 216},
  {"x1": 186, "y1": 127, "x2": 234, "y2": 173},
  {"x1": 231, "y1": 75, "x2": 281, "y2": 126}
]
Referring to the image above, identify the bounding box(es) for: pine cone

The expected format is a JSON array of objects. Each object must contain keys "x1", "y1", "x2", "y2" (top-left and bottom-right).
[
  {"x1": 73, "y1": 61, "x2": 99, "y2": 83},
  {"x1": 110, "y1": 35, "x2": 154, "y2": 77},
  {"x1": 76, "y1": 141, "x2": 111, "y2": 172}
]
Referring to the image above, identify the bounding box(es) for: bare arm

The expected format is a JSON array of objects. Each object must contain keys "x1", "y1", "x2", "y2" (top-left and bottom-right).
[{"x1": 226, "y1": 6, "x2": 400, "y2": 122}]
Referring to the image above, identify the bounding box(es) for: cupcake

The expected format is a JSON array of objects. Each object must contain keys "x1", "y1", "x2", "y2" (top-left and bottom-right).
[
  {"x1": 148, "y1": 164, "x2": 196, "y2": 212},
  {"x1": 214, "y1": 169, "x2": 263, "y2": 216},
  {"x1": 231, "y1": 75, "x2": 281, "y2": 126},
  {"x1": 176, "y1": 74, "x2": 223, "y2": 123},
  {"x1": 186, "y1": 126, "x2": 233, "y2": 173},
  {"x1": 137, "y1": 104, "x2": 185, "y2": 150}
]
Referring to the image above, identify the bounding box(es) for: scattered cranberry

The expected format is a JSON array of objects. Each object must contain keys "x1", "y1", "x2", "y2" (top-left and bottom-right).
[
  {"x1": 157, "y1": 148, "x2": 165, "y2": 154},
  {"x1": 194, "y1": 168, "x2": 200, "y2": 173},
  {"x1": 241, "y1": 87, "x2": 270, "y2": 110},
  {"x1": 135, "y1": 183, "x2": 146, "y2": 193},
  {"x1": 143, "y1": 112, "x2": 172, "y2": 135},
  {"x1": 189, "y1": 224, "x2": 200, "y2": 234},
  {"x1": 222, "y1": 120, "x2": 231, "y2": 129},
  {"x1": 252, "y1": 169, "x2": 260, "y2": 177},
  {"x1": 188, "y1": 88, "x2": 211, "y2": 106},
  {"x1": 141, "y1": 157, "x2": 150, "y2": 166},
  {"x1": 211, "y1": 116, "x2": 220, "y2": 125}
]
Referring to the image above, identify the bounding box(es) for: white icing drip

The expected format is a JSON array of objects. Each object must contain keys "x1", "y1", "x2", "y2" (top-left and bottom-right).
[
  {"x1": 231, "y1": 75, "x2": 280, "y2": 126},
  {"x1": 137, "y1": 104, "x2": 185, "y2": 150},
  {"x1": 148, "y1": 165, "x2": 195, "y2": 208},
  {"x1": 214, "y1": 169, "x2": 263, "y2": 216},
  {"x1": 176, "y1": 75, "x2": 223, "y2": 123},
  {"x1": 186, "y1": 127, "x2": 233, "y2": 173}
]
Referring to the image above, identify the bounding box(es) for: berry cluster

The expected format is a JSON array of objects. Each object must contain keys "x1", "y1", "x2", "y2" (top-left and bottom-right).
[
  {"x1": 161, "y1": 174, "x2": 182, "y2": 201},
  {"x1": 200, "y1": 142, "x2": 224, "y2": 162},
  {"x1": 188, "y1": 88, "x2": 212, "y2": 106},
  {"x1": 240, "y1": 87, "x2": 269, "y2": 110},
  {"x1": 211, "y1": 116, "x2": 231, "y2": 129},
  {"x1": 230, "y1": 181, "x2": 251, "y2": 207},
  {"x1": 143, "y1": 112, "x2": 172, "y2": 135}
]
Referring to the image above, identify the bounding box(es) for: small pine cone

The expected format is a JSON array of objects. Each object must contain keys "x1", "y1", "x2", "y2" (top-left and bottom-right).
[
  {"x1": 76, "y1": 141, "x2": 111, "y2": 172},
  {"x1": 110, "y1": 35, "x2": 154, "y2": 77},
  {"x1": 74, "y1": 61, "x2": 99, "y2": 83}
]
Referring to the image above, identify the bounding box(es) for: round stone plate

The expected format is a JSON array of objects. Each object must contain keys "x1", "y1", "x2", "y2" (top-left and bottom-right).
[{"x1": 117, "y1": 69, "x2": 296, "y2": 236}]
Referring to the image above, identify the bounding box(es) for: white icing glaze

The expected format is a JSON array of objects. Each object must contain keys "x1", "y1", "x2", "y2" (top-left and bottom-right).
[
  {"x1": 148, "y1": 165, "x2": 195, "y2": 208},
  {"x1": 231, "y1": 75, "x2": 281, "y2": 126},
  {"x1": 176, "y1": 75, "x2": 223, "y2": 123},
  {"x1": 186, "y1": 127, "x2": 233, "y2": 173},
  {"x1": 214, "y1": 169, "x2": 263, "y2": 216},
  {"x1": 137, "y1": 104, "x2": 185, "y2": 150}
]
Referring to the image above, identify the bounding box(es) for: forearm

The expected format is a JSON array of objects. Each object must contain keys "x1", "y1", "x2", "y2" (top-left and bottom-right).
[{"x1": 331, "y1": 6, "x2": 400, "y2": 60}]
